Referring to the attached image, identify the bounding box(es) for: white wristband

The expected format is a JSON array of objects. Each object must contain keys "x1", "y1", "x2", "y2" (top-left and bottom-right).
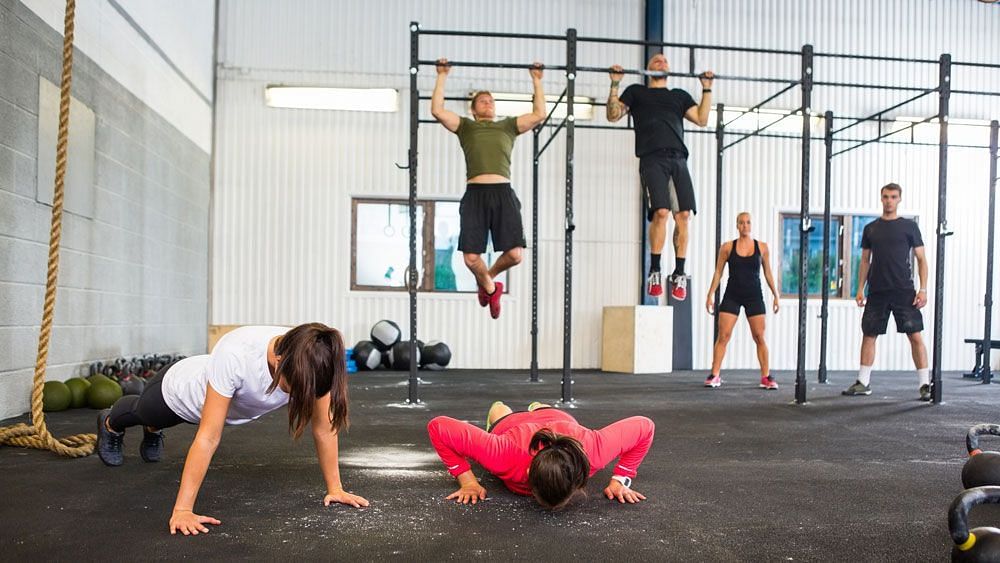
[{"x1": 611, "y1": 475, "x2": 632, "y2": 489}]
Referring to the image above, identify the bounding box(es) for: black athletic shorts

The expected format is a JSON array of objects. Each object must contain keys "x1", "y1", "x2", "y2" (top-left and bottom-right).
[
  {"x1": 861, "y1": 290, "x2": 924, "y2": 336},
  {"x1": 639, "y1": 150, "x2": 697, "y2": 220},
  {"x1": 719, "y1": 292, "x2": 766, "y2": 317},
  {"x1": 458, "y1": 183, "x2": 527, "y2": 254}
]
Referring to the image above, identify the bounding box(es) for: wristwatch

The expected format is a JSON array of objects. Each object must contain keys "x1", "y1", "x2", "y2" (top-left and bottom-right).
[{"x1": 611, "y1": 475, "x2": 632, "y2": 488}]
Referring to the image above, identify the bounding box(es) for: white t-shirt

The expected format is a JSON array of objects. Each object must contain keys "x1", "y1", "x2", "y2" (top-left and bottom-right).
[{"x1": 162, "y1": 326, "x2": 291, "y2": 425}]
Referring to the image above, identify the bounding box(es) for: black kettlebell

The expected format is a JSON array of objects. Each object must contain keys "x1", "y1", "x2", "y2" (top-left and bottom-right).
[
  {"x1": 963, "y1": 424, "x2": 1000, "y2": 489},
  {"x1": 950, "y1": 486, "x2": 1000, "y2": 561}
]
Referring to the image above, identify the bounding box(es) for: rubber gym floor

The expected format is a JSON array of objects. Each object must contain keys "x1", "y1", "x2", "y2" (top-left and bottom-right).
[{"x1": 2, "y1": 368, "x2": 998, "y2": 561}]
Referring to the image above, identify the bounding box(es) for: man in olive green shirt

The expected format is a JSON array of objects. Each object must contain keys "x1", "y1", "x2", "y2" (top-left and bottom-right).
[{"x1": 431, "y1": 58, "x2": 546, "y2": 319}]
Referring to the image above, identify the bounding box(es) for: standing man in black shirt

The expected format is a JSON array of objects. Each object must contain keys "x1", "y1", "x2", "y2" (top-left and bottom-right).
[
  {"x1": 607, "y1": 53, "x2": 714, "y2": 301},
  {"x1": 843, "y1": 183, "x2": 931, "y2": 401}
]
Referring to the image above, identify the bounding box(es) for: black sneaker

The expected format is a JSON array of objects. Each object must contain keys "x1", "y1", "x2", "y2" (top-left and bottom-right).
[
  {"x1": 97, "y1": 409, "x2": 124, "y2": 466},
  {"x1": 139, "y1": 427, "x2": 164, "y2": 462},
  {"x1": 842, "y1": 381, "x2": 872, "y2": 396},
  {"x1": 919, "y1": 384, "x2": 932, "y2": 402}
]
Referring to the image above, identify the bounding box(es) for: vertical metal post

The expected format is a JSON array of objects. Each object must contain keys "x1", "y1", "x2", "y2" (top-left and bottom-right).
[
  {"x1": 795, "y1": 45, "x2": 813, "y2": 405},
  {"x1": 931, "y1": 54, "x2": 951, "y2": 404},
  {"x1": 561, "y1": 29, "x2": 577, "y2": 404},
  {"x1": 406, "y1": 22, "x2": 420, "y2": 404},
  {"x1": 531, "y1": 128, "x2": 540, "y2": 382},
  {"x1": 640, "y1": 0, "x2": 662, "y2": 306},
  {"x1": 983, "y1": 120, "x2": 998, "y2": 384},
  {"x1": 713, "y1": 103, "x2": 725, "y2": 341},
  {"x1": 818, "y1": 111, "x2": 834, "y2": 384}
]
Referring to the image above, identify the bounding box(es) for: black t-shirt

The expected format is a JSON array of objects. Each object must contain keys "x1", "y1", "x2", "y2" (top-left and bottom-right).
[
  {"x1": 619, "y1": 85, "x2": 696, "y2": 157},
  {"x1": 860, "y1": 217, "x2": 924, "y2": 293}
]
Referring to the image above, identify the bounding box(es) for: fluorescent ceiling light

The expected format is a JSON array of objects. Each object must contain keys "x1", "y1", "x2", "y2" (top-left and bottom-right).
[
  {"x1": 486, "y1": 93, "x2": 595, "y2": 120},
  {"x1": 265, "y1": 86, "x2": 399, "y2": 112}
]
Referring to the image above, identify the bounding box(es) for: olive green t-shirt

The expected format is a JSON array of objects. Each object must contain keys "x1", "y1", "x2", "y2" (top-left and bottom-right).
[{"x1": 456, "y1": 117, "x2": 519, "y2": 179}]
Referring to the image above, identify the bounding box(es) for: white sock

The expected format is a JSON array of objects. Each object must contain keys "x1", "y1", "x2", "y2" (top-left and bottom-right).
[
  {"x1": 858, "y1": 365, "x2": 873, "y2": 386},
  {"x1": 917, "y1": 368, "x2": 930, "y2": 386}
]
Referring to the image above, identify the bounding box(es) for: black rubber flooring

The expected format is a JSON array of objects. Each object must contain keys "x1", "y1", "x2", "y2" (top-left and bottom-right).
[{"x1": 2, "y1": 369, "x2": 999, "y2": 561}]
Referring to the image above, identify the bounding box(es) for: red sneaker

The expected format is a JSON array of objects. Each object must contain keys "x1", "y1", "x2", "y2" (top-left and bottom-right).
[
  {"x1": 669, "y1": 273, "x2": 688, "y2": 301},
  {"x1": 646, "y1": 271, "x2": 663, "y2": 297},
  {"x1": 489, "y1": 281, "x2": 504, "y2": 319},
  {"x1": 477, "y1": 285, "x2": 490, "y2": 307},
  {"x1": 760, "y1": 375, "x2": 779, "y2": 390},
  {"x1": 704, "y1": 374, "x2": 721, "y2": 388}
]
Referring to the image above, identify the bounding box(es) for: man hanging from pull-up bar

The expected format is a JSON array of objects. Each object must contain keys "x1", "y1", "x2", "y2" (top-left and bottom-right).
[
  {"x1": 431, "y1": 58, "x2": 546, "y2": 319},
  {"x1": 607, "y1": 53, "x2": 714, "y2": 301}
]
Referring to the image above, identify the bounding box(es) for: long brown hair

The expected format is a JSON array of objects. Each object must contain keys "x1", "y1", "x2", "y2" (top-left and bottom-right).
[
  {"x1": 269, "y1": 322, "x2": 349, "y2": 439},
  {"x1": 527, "y1": 428, "x2": 590, "y2": 510}
]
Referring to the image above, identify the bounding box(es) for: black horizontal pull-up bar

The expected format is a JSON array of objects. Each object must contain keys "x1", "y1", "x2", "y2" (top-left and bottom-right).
[
  {"x1": 574, "y1": 65, "x2": 797, "y2": 85},
  {"x1": 831, "y1": 114, "x2": 937, "y2": 158},
  {"x1": 831, "y1": 88, "x2": 938, "y2": 135},
  {"x1": 813, "y1": 80, "x2": 937, "y2": 92},
  {"x1": 813, "y1": 51, "x2": 938, "y2": 64},
  {"x1": 415, "y1": 27, "x2": 566, "y2": 42},
  {"x1": 952, "y1": 89, "x2": 1000, "y2": 98},
  {"x1": 569, "y1": 122, "x2": 991, "y2": 149},
  {"x1": 722, "y1": 82, "x2": 800, "y2": 127},
  {"x1": 417, "y1": 59, "x2": 567, "y2": 71},
  {"x1": 575, "y1": 34, "x2": 801, "y2": 56},
  {"x1": 952, "y1": 60, "x2": 1000, "y2": 70}
]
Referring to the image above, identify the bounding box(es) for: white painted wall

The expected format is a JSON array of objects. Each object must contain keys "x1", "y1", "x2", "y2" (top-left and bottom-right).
[
  {"x1": 213, "y1": 0, "x2": 999, "y2": 374},
  {"x1": 20, "y1": 0, "x2": 214, "y2": 150}
]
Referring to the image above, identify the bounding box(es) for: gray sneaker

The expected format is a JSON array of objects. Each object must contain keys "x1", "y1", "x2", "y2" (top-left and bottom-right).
[
  {"x1": 919, "y1": 384, "x2": 932, "y2": 402},
  {"x1": 842, "y1": 381, "x2": 872, "y2": 396}
]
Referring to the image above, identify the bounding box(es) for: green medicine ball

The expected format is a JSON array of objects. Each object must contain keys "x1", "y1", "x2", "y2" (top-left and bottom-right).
[
  {"x1": 64, "y1": 377, "x2": 91, "y2": 409},
  {"x1": 42, "y1": 381, "x2": 72, "y2": 412},
  {"x1": 87, "y1": 379, "x2": 123, "y2": 409}
]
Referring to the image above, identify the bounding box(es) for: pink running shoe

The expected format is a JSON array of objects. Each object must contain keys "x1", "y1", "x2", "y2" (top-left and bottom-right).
[
  {"x1": 760, "y1": 375, "x2": 779, "y2": 390},
  {"x1": 704, "y1": 374, "x2": 722, "y2": 388}
]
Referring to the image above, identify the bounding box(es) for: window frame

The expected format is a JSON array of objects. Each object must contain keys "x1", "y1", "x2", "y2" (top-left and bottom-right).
[
  {"x1": 778, "y1": 212, "x2": 847, "y2": 299},
  {"x1": 777, "y1": 211, "x2": 921, "y2": 300},
  {"x1": 350, "y1": 196, "x2": 508, "y2": 294},
  {"x1": 350, "y1": 197, "x2": 436, "y2": 292}
]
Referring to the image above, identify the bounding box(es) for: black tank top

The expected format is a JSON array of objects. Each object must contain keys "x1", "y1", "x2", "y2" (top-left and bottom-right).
[{"x1": 725, "y1": 239, "x2": 762, "y2": 297}]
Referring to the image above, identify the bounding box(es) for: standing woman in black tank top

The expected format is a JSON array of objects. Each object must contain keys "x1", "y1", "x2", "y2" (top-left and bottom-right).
[{"x1": 704, "y1": 213, "x2": 781, "y2": 389}]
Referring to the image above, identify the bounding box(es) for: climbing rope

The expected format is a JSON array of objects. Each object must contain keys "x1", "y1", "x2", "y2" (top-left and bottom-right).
[{"x1": 0, "y1": 0, "x2": 96, "y2": 457}]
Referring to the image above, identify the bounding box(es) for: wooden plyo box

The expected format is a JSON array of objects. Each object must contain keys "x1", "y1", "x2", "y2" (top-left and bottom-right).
[
  {"x1": 208, "y1": 325, "x2": 243, "y2": 352},
  {"x1": 601, "y1": 306, "x2": 672, "y2": 374}
]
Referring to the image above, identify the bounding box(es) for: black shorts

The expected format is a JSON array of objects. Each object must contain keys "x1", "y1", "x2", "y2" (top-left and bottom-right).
[
  {"x1": 458, "y1": 183, "x2": 526, "y2": 254},
  {"x1": 639, "y1": 151, "x2": 697, "y2": 220},
  {"x1": 861, "y1": 290, "x2": 924, "y2": 336},
  {"x1": 719, "y1": 292, "x2": 766, "y2": 317}
]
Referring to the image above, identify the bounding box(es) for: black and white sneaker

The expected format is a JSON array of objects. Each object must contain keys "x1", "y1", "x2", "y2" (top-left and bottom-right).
[
  {"x1": 919, "y1": 384, "x2": 932, "y2": 402},
  {"x1": 841, "y1": 381, "x2": 872, "y2": 396}
]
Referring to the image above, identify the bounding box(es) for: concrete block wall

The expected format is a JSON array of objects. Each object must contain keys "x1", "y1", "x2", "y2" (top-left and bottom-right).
[{"x1": 0, "y1": 0, "x2": 211, "y2": 419}]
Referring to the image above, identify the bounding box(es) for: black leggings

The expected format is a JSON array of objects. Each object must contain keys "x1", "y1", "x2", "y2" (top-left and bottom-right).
[{"x1": 107, "y1": 362, "x2": 187, "y2": 432}]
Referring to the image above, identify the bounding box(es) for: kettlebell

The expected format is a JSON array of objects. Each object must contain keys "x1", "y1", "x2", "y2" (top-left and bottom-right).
[
  {"x1": 949, "y1": 486, "x2": 1000, "y2": 562},
  {"x1": 963, "y1": 424, "x2": 1000, "y2": 488}
]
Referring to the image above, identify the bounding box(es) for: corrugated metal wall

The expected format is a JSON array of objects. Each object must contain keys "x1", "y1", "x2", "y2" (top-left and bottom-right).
[{"x1": 214, "y1": 0, "x2": 999, "y2": 371}]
